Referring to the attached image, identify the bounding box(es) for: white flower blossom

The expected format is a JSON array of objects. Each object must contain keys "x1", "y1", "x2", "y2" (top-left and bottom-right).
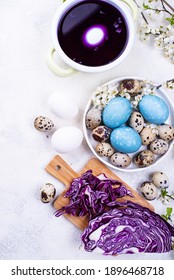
[
  {"x1": 138, "y1": 22, "x2": 152, "y2": 41},
  {"x1": 158, "y1": 194, "x2": 171, "y2": 205},
  {"x1": 119, "y1": 91, "x2": 131, "y2": 99},
  {"x1": 137, "y1": 1, "x2": 174, "y2": 63},
  {"x1": 91, "y1": 84, "x2": 119, "y2": 108}
]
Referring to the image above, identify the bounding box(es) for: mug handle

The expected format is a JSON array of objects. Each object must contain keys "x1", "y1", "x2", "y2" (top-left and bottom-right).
[
  {"x1": 46, "y1": 47, "x2": 77, "y2": 77},
  {"x1": 121, "y1": 0, "x2": 138, "y2": 21}
]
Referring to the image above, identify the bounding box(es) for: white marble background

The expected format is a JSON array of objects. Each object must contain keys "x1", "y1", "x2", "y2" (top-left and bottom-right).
[{"x1": 0, "y1": 0, "x2": 174, "y2": 260}]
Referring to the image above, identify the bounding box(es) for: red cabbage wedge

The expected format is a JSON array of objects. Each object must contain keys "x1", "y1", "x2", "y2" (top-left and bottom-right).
[{"x1": 81, "y1": 201, "x2": 174, "y2": 254}]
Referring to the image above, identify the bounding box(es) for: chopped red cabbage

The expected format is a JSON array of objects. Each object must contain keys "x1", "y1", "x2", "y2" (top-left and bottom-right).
[{"x1": 55, "y1": 170, "x2": 132, "y2": 219}]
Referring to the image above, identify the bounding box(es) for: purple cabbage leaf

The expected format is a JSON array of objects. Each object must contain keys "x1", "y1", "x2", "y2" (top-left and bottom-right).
[{"x1": 55, "y1": 170, "x2": 132, "y2": 219}]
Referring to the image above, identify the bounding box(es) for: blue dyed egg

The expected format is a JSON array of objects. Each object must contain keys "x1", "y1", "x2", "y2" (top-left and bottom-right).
[
  {"x1": 139, "y1": 95, "x2": 169, "y2": 125},
  {"x1": 110, "y1": 126, "x2": 142, "y2": 153},
  {"x1": 102, "y1": 97, "x2": 132, "y2": 128}
]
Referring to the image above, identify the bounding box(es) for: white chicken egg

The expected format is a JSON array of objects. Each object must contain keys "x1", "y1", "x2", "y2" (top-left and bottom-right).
[
  {"x1": 51, "y1": 126, "x2": 83, "y2": 153},
  {"x1": 48, "y1": 92, "x2": 78, "y2": 119}
]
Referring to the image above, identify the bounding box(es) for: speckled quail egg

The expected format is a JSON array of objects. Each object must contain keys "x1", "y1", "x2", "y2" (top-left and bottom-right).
[
  {"x1": 139, "y1": 181, "x2": 158, "y2": 200},
  {"x1": 134, "y1": 150, "x2": 155, "y2": 167},
  {"x1": 129, "y1": 111, "x2": 144, "y2": 133},
  {"x1": 110, "y1": 152, "x2": 131, "y2": 168},
  {"x1": 40, "y1": 183, "x2": 56, "y2": 203},
  {"x1": 140, "y1": 127, "x2": 157, "y2": 145},
  {"x1": 92, "y1": 125, "x2": 111, "y2": 142},
  {"x1": 150, "y1": 139, "x2": 169, "y2": 155},
  {"x1": 95, "y1": 143, "x2": 114, "y2": 157},
  {"x1": 157, "y1": 124, "x2": 174, "y2": 141},
  {"x1": 86, "y1": 108, "x2": 102, "y2": 129},
  {"x1": 151, "y1": 172, "x2": 169, "y2": 188},
  {"x1": 34, "y1": 116, "x2": 54, "y2": 132},
  {"x1": 120, "y1": 79, "x2": 141, "y2": 96}
]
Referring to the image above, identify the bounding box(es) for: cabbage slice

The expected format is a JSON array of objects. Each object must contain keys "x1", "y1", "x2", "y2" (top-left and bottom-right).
[{"x1": 81, "y1": 201, "x2": 174, "y2": 254}]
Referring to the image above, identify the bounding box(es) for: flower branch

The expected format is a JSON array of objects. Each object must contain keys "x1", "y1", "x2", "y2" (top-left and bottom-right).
[{"x1": 134, "y1": 0, "x2": 174, "y2": 63}]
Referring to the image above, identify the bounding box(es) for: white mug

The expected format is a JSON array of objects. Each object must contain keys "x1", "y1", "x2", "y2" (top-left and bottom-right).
[{"x1": 46, "y1": 0, "x2": 138, "y2": 77}]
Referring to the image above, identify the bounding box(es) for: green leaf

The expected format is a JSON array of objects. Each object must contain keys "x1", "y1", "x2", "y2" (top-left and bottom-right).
[
  {"x1": 161, "y1": 188, "x2": 168, "y2": 198},
  {"x1": 166, "y1": 15, "x2": 174, "y2": 26},
  {"x1": 161, "y1": 207, "x2": 173, "y2": 221},
  {"x1": 143, "y1": 3, "x2": 151, "y2": 10},
  {"x1": 161, "y1": 214, "x2": 167, "y2": 221},
  {"x1": 166, "y1": 207, "x2": 173, "y2": 217}
]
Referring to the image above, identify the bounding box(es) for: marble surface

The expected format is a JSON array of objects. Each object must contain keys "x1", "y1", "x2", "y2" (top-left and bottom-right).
[{"x1": 0, "y1": 0, "x2": 174, "y2": 260}]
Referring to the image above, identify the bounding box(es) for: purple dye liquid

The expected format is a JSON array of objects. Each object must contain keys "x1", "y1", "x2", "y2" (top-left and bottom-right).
[{"x1": 58, "y1": 0, "x2": 128, "y2": 67}]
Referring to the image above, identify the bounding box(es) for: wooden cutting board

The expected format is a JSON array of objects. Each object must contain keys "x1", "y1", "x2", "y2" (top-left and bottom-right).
[{"x1": 45, "y1": 155, "x2": 154, "y2": 230}]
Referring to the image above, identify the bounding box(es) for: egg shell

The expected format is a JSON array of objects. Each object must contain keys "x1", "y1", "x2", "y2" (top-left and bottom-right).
[
  {"x1": 110, "y1": 126, "x2": 142, "y2": 153},
  {"x1": 34, "y1": 116, "x2": 54, "y2": 132},
  {"x1": 139, "y1": 181, "x2": 158, "y2": 200},
  {"x1": 140, "y1": 127, "x2": 157, "y2": 145},
  {"x1": 134, "y1": 150, "x2": 155, "y2": 167},
  {"x1": 110, "y1": 152, "x2": 131, "y2": 168},
  {"x1": 95, "y1": 143, "x2": 114, "y2": 157},
  {"x1": 48, "y1": 92, "x2": 78, "y2": 119},
  {"x1": 120, "y1": 79, "x2": 141, "y2": 95},
  {"x1": 102, "y1": 97, "x2": 132, "y2": 129},
  {"x1": 151, "y1": 172, "x2": 169, "y2": 188},
  {"x1": 157, "y1": 124, "x2": 174, "y2": 141},
  {"x1": 139, "y1": 95, "x2": 169, "y2": 125},
  {"x1": 92, "y1": 125, "x2": 111, "y2": 142},
  {"x1": 86, "y1": 108, "x2": 102, "y2": 129},
  {"x1": 150, "y1": 139, "x2": 169, "y2": 155},
  {"x1": 129, "y1": 111, "x2": 144, "y2": 133},
  {"x1": 51, "y1": 127, "x2": 83, "y2": 153},
  {"x1": 40, "y1": 183, "x2": 56, "y2": 203}
]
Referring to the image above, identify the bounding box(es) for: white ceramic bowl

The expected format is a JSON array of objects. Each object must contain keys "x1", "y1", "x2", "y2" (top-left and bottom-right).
[{"x1": 83, "y1": 76, "x2": 174, "y2": 172}]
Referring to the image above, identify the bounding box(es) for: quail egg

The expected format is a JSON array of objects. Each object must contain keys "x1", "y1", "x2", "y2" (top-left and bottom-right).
[
  {"x1": 34, "y1": 116, "x2": 54, "y2": 132},
  {"x1": 110, "y1": 152, "x2": 131, "y2": 168},
  {"x1": 150, "y1": 139, "x2": 169, "y2": 155},
  {"x1": 151, "y1": 172, "x2": 169, "y2": 188},
  {"x1": 92, "y1": 125, "x2": 111, "y2": 142},
  {"x1": 157, "y1": 124, "x2": 174, "y2": 141},
  {"x1": 120, "y1": 79, "x2": 141, "y2": 96},
  {"x1": 134, "y1": 150, "x2": 155, "y2": 167},
  {"x1": 86, "y1": 108, "x2": 102, "y2": 129},
  {"x1": 95, "y1": 143, "x2": 114, "y2": 157},
  {"x1": 129, "y1": 111, "x2": 144, "y2": 133},
  {"x1": 140, "y1": 127, "x2": 157, "y2": 145},
  {"x1": 40, "y1": 183, "x2": 56, "y2": 203},
  {"x1": 139, "y1": 181, "x2": 158, "y2": 200}
]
